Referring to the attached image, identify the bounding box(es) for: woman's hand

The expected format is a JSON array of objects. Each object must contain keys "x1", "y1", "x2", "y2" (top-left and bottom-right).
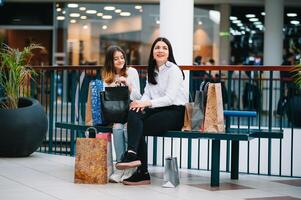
[
  {"x1": 116, "y1": 76, "x2": 127, "y2": 85},
  {"x1": 116, "y1": 76, "x2": 133, "y2": 92},
  {"x1": 130, "y1": 100, "x2": 151, "y2": 112}
]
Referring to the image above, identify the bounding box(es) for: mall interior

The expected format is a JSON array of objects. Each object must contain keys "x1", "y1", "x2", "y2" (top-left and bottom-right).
[{"x1": 0, "y1": 0, "x2": 301, "y2": 200}]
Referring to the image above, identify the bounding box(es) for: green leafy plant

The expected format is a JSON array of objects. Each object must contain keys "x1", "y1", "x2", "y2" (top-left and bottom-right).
[
  {"x1": 0, "y1": 44, "x2": 45, "y2": 109},
  {"x1": 293, "y1": 65, "x2": 301, "y2": 88}
]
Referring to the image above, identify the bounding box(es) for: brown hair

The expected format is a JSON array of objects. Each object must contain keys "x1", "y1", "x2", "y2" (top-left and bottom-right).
[{"x1": 102, "y1": 45, "x2": 128, "y2": 84}]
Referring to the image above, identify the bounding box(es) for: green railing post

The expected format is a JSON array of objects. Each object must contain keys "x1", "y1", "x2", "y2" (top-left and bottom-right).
[
  {"x1": 48, "y1": 71, "x2": 55, "y2": 153},
  {"x1": 152, "y1": 137, "x2": 157, "y2": 166},
  {"x1": 70, "y1": 71, "x2": 77, "y2": 156},
  {"x1": 268, "y1": 71, "x2": 273, "y2": 176}
]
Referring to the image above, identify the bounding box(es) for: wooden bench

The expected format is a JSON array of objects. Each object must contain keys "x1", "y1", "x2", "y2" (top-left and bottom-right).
[{"x1": 55, "y1": 119, "x2": 283, "y2": 187}]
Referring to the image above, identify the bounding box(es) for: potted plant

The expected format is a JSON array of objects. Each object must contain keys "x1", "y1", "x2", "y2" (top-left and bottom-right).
[
  {"x1": 286, "y1": 64, "x2": 301, "y2": 127},
  {"x1": 0, "y1": 44, "x2": 48, "y2": 157}
]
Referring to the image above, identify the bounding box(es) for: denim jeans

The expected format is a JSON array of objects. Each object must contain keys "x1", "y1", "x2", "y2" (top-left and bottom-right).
[{"x1": 112, "y1": 123, "x2": 128, "y2": 162}]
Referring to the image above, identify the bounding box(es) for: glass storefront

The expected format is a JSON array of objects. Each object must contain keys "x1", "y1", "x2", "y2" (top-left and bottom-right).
[
  {"x1": 0, "y1": 2, "x2": 220, "y2": 66},
  {"x1": 3, "y1": 2, "x2": 299, "y2": 66}
]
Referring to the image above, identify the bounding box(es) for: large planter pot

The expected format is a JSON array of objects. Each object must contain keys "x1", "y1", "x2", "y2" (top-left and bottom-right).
[{"x1": 0, "y1": 97, "x2": 48, "y2": 157}]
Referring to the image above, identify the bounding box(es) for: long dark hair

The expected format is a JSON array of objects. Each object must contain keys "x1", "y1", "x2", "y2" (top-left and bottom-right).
[
  {"x1": 147, "y1": 37, "x2": 183, "y2": 84},
  {"x1": 102, "y1": 45, "x2": 127, "y2": 84}
]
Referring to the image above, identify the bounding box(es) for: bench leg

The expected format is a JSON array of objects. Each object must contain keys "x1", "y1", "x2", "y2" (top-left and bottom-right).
[
  {"x1": 231, "y1": 140, "x2": 239, "y2": 179},
  {"x1": 211, "y1": 140, "x2": 220, "y2": 187}
]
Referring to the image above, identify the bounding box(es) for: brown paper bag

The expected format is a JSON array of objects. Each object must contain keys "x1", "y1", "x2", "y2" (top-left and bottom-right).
[
  {"x1": 181, "y1": 103, "x2": 193, "y2": 131},
  {"x1": 74, "y1": 138, "x2": 108, "y2": 184},
  {"x1": 203, "y1": 83, "x2": 225, "y2": 133}
]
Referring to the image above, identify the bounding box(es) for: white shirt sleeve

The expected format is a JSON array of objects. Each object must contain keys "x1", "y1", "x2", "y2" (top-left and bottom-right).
[
  {"x1": 150, "y1": 67, "x2": 183, "y2": 108},
  {"x1": 141, "y1": 81, "x2": 151, "y2": 101},
  {"x1": 127, "y1": 67, "x2": 142, "y2": 100}
]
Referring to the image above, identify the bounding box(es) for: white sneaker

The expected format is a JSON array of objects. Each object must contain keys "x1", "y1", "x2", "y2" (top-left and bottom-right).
[
  {"x1": 121, "y1": 167, "x2": 136, "y2": 181},
  {"x1": 109, "y1": 169, "x2": 124, "y2": 183}
]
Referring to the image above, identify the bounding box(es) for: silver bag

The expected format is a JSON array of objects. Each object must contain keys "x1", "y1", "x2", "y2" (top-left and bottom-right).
[{"x1": 162, "y1": 157, "x2": 180, "y2": 188}]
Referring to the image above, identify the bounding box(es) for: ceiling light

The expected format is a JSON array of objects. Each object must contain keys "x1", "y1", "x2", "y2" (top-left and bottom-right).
[
  {"x1": 56, "y1": 8, "x2": 62, "y2": 12},
  {"x1": 198, "y1": 21, "x2": 202, "y2": 25},
  {"x1": 70, "y1": 19, "x2": 76, "y2": 23},
  {"x1": 83, "y1": 25, "x2": 88, "y2": 29},
  {"x1": 97, "y1": 12, "x2": 103, "y2": 16},
  {"x1": 79, "y1": 7, "x2": 86, "y2": 11},
  {"x1": 232, "y1": 20, "x2": 241, "y2": 24},
  {"x1": 290, "y1": 20, "x2": 300, "y2": 25},
  {"x1": 237, "y1": 23, "x2": 243, "y2": 26},
  {"x1": 254, "y1": 21, "x2": 262, "y2": 25},
  {"x1": 115, "y1": 9, "x2": 122, "y2": 13},
  {"x1": 156, "y1": 20, "x2": 160, "y2": 24},
  {"x1": 67, "y1": 3, "x2": 78, "y2": 8},
  {"x1": 229, "y1": 16, "x2": 237, "y2": 20},
  {"x1": 135, "y1": 5, "x2": 142, "y2": 9},
  {"x1": 102, "y1": 15, "x2": 112, "y2": 19},
  {"x1": 86, "y1": 10, "x2": 97, "y2": 14},
  {"x1": 246, "y1": 14, "x2": 255, "y2": 18},
  {"x1": 139, "y1": 9, "x2": 143, "y2": 12},
  {"x1": 102, "y1": 25, "x2": 108, "y2": 30},
  {"x1": 249, "y1": 18, "x2": 258, "y2": 22},
  {"x1": 57, "y1": 16, "x2": 65, "y2": 20},
  {"x1": 80, "y1": 16, "x2": 87, "y2": 20},
  {"x1": 104, "y1": 6, "x2": 115, "y2": 11},
  {"x1": 261, "y1": 12, "x2": 265, "y2": 16},
  {"x1": 120, "y1": 12, "x2": 131, "y2": 17},
  {"x1": 69, "y1": 13, "x2": 80, "y2": 18},
  {"x1": 62, "y1": 11, "x2": 66, "y2": 14},
  {"x1": 287, "y1": 13, "x2": 297, "y2": 17}
]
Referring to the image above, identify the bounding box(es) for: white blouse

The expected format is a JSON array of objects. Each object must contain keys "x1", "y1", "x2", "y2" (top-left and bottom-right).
[
  {"x1": 141, "y1": 61, "x2": 187, "y2": 108},
  {"x1": 104, "y1": 67, "x2": 141, "y2": 101}
]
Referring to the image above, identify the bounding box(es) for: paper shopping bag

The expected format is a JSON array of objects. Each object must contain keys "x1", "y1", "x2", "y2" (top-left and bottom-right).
[
  {"x1": 74, "y1": 138, "x2": 108, "y2": 184},
  {"x1": 203, "y1": 83, "x2": 225, "y2": 133},
  {"x1": 191, "y1": 90, "x2": 205, "y2": 131},
  {"x1": 162, "y1": 157, "x2": 180, "y2": 188},
  {"x1": 96, "y1": 133, "x2": 114, "y2": 178},
  {"x1": 181, "y1": 103, "x2": 193, "y2": 131}
]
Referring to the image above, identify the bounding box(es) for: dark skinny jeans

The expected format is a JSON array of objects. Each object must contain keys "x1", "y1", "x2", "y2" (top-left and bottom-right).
[{"x1": 127, "y1": 105, "x2": 185, "y2": 172}]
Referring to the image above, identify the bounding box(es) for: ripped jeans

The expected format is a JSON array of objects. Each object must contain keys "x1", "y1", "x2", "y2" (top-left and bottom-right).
[{"x1": 112, "y1": 123, "x2": 128, "y2": 162}]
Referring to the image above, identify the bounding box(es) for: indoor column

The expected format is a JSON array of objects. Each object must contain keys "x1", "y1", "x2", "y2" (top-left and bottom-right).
[{"x1": 263, "y1": 0, "x2": 284, "y2": 65}]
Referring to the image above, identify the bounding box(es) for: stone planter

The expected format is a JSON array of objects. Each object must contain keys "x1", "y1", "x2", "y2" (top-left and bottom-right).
[{"x1": 0, "y1": 97, "x2": 48, "y2": 157}]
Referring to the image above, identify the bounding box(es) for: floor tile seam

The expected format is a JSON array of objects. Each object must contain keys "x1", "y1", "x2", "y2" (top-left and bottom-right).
[{"x1": 0, "y1": 174, "x2": 63, "y2": 200}]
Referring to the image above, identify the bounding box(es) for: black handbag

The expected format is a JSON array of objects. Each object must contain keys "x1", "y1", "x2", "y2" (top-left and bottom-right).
[{"x1": 100, "y1": 86, "x2": 130, "y2": 123}]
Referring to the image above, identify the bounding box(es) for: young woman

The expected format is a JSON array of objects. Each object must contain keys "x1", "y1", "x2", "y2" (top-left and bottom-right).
[
  {"x1": 102, "y1": 45, "x2": 141, "y2": 183},
  {"x1": 115, "y1": 37, "x2": 187, "y2": 185}
]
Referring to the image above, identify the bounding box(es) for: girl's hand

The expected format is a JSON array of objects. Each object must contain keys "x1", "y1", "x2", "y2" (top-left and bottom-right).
[
  {"x1": 130, "y1": 100, "x2": 151, "y2": 112},
  {"x1": 116, "y1": 76, "x2": 132, "y2": 92},
  {"x1": 116, "y1": 76, "x2": 127, "y2": 85}
]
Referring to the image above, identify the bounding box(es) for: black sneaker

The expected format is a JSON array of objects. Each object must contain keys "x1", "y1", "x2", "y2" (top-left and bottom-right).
[
  {"x1": 115, "y1": 151, "x2": 141, "y2": 170},
  {"x1": 122, "y1": 169, "x2": 151, "y2": 185}
]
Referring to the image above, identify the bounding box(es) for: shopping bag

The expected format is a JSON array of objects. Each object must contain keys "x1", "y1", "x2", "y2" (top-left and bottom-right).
[
  {"x1": 181, "y1": 103, "x2": 193, "y2": 131},
  {"x1": 162, "y1": 157, "x2": 180, "y2": 188},
  {"x1": 96, "y1": 133, "x2": 114, "y2": 178},
  {"x1": 100, "y1": 86, "x2": 130, "y2": 123},
  {"x1": 74, "y1": 137, "x2": 108, "y2": 184},
  {"x1": 203, "y1": 83, "x2": 225, "y2": 133},
  {"x1": 191, "y1": 90, "x2": 205, "y2": 131},
  {"x1": 182, "y1": 81, "x2": 208, "y2": 131},
  {"x1": 85, "y1": 80, "x2": 106, "y2": 125}
]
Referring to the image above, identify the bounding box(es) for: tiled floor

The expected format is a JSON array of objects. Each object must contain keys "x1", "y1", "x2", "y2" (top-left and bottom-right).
[{"x1": 0, "y1": 153, "x2": 300, "y2": 200}]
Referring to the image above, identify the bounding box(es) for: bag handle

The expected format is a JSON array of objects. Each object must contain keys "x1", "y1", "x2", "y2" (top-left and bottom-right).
[{"x1": 85, "y1": 127, "x2": 97, "y2": 138}]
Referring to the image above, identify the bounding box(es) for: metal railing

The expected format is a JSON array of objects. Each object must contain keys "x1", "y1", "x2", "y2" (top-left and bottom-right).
[{"x1": 25, "y1": 65, "x2": 300, "y2": 177}]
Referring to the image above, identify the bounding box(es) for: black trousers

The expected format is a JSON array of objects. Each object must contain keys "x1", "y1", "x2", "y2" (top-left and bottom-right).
[{"x1": 127, "y1": 105, "x2": 185, "y2": 171}]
